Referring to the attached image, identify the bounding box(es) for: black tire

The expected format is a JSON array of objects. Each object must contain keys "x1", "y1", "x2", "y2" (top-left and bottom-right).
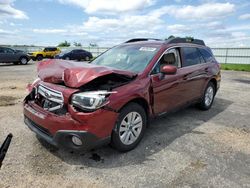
[
  {"x1": 19, "y1": 57, "x2": 28, "y2": 65},
  {"x1": 198, "y1": 82, "x2": 216, "y2": 110},
  {"x1": 13, "y1": 62, "x2": 19, "y2": 65},
  {"x1": 85, "y1": 56, "x2": 90, "y2": 61},
  {"x1": 36, "y1": 55, "x2": 43, "y2": 61},
  {"x1": 111, "y1": 103, "x2": 147, "y2": 152}
]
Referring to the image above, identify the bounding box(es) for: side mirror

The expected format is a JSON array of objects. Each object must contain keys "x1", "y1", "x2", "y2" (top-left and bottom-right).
[{"x1": 161, "y1": 65, "x2": 177, "y2": 75}]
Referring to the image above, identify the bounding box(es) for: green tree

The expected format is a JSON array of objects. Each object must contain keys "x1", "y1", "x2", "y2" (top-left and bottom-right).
[
  {"x1": 74, "y1": 42, "x2": 82, "y2": 47},
  {"x1": 89, "y1": 43, "x2": 98, "y2": 47},
  {"x1": 57, "y1": 41, "x2": 71, "y2": 47}
]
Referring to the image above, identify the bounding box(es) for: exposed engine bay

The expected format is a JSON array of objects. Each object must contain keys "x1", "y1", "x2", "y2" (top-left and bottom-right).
[{"x1": 79, "y1": 73, "x2": 135, "y2": 91}]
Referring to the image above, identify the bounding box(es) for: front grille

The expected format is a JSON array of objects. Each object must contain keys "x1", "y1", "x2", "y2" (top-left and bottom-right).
[
  {"x1": 36, "y1": 84, "x2": 64, "y2": 112},
  {"x1": 25, "y1": 116, "x2": 52, "y2": 137}
]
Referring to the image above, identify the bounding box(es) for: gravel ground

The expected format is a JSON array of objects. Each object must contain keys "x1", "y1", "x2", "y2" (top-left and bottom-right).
[{"x1": 0, "y1": 61, "x2": 250, "y2": 188}]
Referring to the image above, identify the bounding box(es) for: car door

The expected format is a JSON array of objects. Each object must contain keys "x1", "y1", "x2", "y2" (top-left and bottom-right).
[
  {"x1": 3, "y1": 48, "x2": 18, "y2": 62},
  {"x1": 178, "y1": 47, "x2": 208, "y2": 101},
  {"x1": 70, "y1": 50, "x2": 78, "y2": 60},
  {"x1": 75, "y1": 50, "x2": 82, "y2": 59},
  {"x1": 43, "y1": 48, "x2": 49, "y2": 57},
  {"x1": 51, "y1": 48, "x2": 59, "y2": 57},
  {"x1": 44, "y1": 48, "x2": 53, "y2": 58},
  {"x1": 48, "y1": 48, "x2": 55, "y2": 57},
  {"x1": 79, "y1": 50, "x2": 86, "y2": 59},
  {"x1": 151, "y1": 48, "x2": 188, "y2": 115}
]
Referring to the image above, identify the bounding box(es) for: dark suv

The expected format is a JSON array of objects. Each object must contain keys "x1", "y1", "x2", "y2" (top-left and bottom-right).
[
  {"x1": 0, "y1": 47, "x2": 30, "y2": 65},
  {"x1": 23, "y1": 38, "x2": 221, "y2": 152},
  {"x1": 55, "y1": 49, "x2": 93, "y2": 61}
]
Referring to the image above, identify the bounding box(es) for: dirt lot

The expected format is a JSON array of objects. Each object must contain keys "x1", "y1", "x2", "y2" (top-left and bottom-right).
[{"x1": 0, "y1": 61, "x2": 250, "y2": 188}]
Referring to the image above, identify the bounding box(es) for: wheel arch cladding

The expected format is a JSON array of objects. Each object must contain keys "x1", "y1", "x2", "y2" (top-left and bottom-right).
[
  {"x1": 19, "y1": 56, "x2": 27, "y2": 60},
  {"x1": 118, "y1": 98, "x2": 150, "y2": 122},
  {"x1": 209, "y1": 78, "x2": 217, "y2": 93}
]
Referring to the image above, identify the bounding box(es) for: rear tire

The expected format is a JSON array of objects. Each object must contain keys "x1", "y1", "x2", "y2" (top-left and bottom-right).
[
  {"x1": 36, "y1": 55, "x2": 43, "y2": 61},
  {"x1": 198, "y1": 82, "x2": 215, "y2": 110},
  {"x1": 111, "y1": 103, "x2": 147, "y2": 152},
  {"x1": 19, "y1": 57, "x2": 28, "y2": 65},
  {"x1": 85, "y1": 56, "x2": 90, "y2": 61}
]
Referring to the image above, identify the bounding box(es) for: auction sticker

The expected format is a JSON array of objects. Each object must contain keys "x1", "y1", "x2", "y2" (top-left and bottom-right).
[{"x1": 139, "y1": 47, "x2": 157, "y2": 52}]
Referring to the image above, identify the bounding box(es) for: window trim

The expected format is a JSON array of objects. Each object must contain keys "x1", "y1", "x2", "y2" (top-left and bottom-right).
[
  {"x1": 180, "y1": 47, "x2": 205, "y2": 68},
  {"x1": 149, "y1": 45, "x2": 211, "y2": 75},
  {"x1": 150, "y1": 46, "x2": 181, "y2": 75},
  {"x1": 198, "y1": 48, "x2": 215, "y2": 63},
  {"x1": 4, "y1": 48, "x2": 15, "y2": 53}
]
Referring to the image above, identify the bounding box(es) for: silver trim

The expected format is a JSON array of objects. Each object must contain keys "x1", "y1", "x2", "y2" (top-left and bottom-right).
[{"x1": 37, "y1": 84, "x2": 64, "y2": 111}]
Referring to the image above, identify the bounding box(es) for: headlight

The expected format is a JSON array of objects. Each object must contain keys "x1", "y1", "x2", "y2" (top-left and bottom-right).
[{"x1": 71, "y1": 91, "x2": 116, "y2": 111}]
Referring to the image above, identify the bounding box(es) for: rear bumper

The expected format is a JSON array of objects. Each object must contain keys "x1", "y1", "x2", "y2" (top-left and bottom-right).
[{"x1": 24, "y1": 116, "x2": 110, "y2": 151}]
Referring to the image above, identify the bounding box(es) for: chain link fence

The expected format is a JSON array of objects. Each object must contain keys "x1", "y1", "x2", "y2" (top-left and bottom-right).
[{"x1": 212, "y1": 48, "x2": 250, "y2": 64}]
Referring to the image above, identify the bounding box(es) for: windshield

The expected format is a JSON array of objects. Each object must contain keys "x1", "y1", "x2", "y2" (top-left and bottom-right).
[{"x1": 91, "y1": 44, "x2": 160, "y2": 73}]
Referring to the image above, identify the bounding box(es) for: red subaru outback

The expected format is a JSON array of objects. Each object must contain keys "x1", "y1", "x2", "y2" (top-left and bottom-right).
[{"x1": 24, "y1": 38, "x2": 221, "y2": 152}]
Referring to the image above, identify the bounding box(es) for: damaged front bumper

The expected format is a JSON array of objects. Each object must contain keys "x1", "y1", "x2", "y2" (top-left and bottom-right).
[
  {"x1": 24, "y1": 116, "x2": 110, "y2": 151},
  {"x1": 23, "y1": 91, "x2": 118, "y2": 151}
]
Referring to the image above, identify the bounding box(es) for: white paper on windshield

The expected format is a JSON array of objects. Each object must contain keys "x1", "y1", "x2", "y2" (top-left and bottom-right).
[{"x1": 139, "y1": 47, "x2": 156, "y2": 52}]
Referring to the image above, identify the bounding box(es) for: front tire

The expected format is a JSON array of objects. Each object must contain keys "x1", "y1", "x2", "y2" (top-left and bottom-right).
[
  {"x1": 198, "y1": 82, "x2": 215, "y2": 110},
  {"x1": 111, "y1": 103, "x2": 147, "y2": 152}
]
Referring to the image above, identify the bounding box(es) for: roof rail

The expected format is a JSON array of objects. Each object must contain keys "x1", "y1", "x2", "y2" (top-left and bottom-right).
[
  {"x1": 125, "y1": 38, "x2": 162, "y2": 43},
  {"x1": 166, "y1": 37, "x2": 205, "y2": 46}
]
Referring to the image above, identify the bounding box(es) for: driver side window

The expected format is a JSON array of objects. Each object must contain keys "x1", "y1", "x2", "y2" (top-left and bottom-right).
[
  {"x1": 4, "y1": 48, "x2": 14, "y2": 54},
  {"x1": 151, "y1": 48, "x2": 181, "y2": 74}
]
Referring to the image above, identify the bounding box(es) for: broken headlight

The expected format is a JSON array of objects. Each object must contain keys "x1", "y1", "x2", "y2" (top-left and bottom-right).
[{"x1": 71, "y1": 91, "x2": 116, "y2": 111}]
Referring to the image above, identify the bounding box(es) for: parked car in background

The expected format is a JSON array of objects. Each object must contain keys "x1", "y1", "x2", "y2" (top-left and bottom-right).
[
  {"x1": 55, "y1": 49, "x2": 93, "y2": 61},
  {"x1": 28, "y1": 47, "x2": 61, "y2": 61},
  {"x1": 0, "y1": 47, "x2": 30, "y2": 65},
  {"x1": 24, "y1": 38, "x2": 221, "y2": 152}
]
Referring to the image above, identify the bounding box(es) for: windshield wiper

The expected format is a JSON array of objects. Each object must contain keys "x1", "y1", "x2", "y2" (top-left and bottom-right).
[{"x1": 0, "y1": 133, "x2": 13, "y2": 169}]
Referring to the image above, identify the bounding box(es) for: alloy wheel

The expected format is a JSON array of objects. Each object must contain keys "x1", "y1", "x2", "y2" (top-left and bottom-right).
[
  {"x1": 205, "y1": 86, "x2": 214, "y2": 106},
  {"x1": 20, "y1": 58, "x2": 28, "y2": 65},
  {"x1": 119, "y1": 112, "x2": 143, "y2": 145}
]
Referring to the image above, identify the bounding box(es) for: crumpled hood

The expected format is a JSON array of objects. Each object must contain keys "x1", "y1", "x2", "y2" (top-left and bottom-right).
[{"x1": 37, "y1": 59, "x2": 136, "y2": 88}]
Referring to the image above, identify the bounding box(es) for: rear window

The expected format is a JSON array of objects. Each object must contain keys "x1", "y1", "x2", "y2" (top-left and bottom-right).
[
  {"x1": 45, "y1": 47, "x2": 56, "y2": 51},
  {"x1": 199, "y1": 48, "x2": 214, "y2": 63},
  {"x1": 181, "y1": 47, "x2": 202, "y2": 67}
]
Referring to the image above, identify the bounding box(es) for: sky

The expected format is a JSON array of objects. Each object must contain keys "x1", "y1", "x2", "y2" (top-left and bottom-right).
[{"x1": 0, "y1": 0, "x2": 250, "y2": 47}]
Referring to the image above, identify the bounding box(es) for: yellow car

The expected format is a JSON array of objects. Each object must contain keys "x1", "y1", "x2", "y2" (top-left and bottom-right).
[{"x1": 28, "y1": 47, "x2": 61, "y2": 61}]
